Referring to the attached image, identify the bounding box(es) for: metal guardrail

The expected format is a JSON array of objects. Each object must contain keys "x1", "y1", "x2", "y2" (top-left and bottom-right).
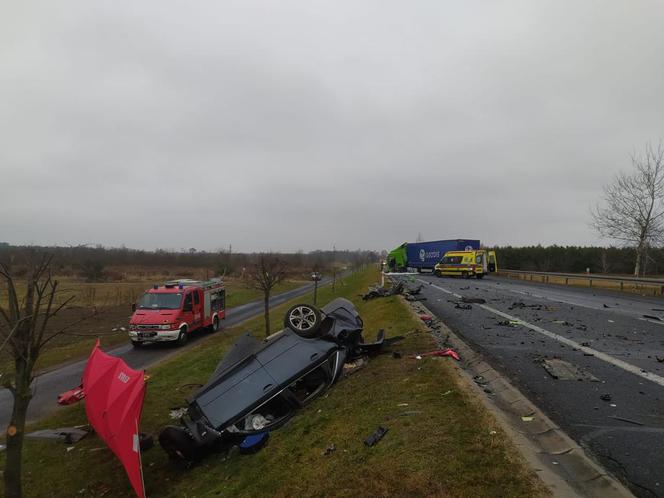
[{"x1": 498, "y1": 269, "x2": 664, "y2": 294}]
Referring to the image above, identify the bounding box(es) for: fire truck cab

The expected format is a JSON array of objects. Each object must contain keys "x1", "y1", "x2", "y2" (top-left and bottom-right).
[{"x1": 128, "y1": 278, "x2": 226, "y2": 347}]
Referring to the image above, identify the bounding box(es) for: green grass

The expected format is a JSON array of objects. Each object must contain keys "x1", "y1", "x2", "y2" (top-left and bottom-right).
[
  {"x1": 0, "y1": 278, "x2": 305, "y2": 375},
  {"x1": 8, "y1": 268, "x2": 547, "y2": 497}
]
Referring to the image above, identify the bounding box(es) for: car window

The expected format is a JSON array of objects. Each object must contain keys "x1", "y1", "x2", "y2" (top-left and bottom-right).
[
  {"x1": 184, "y1": 293, "x2": 192, "y2": 309},
  {"x1": 193, "y1": 291, "x2": 200, "y2": 305}
]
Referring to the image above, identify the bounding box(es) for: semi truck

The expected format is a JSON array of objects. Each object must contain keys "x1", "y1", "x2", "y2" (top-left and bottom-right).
[
  {"x1": 128, "y1": 278, "x2": 226, "y2": 347},
  {"x1": 386, "y1": 239, "x2": 481, "y2": 272}
]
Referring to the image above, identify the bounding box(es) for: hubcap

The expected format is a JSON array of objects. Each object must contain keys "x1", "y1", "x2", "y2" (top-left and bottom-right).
[{"x1": 288, "y1": 306, "x2": 317, "y2": 331}]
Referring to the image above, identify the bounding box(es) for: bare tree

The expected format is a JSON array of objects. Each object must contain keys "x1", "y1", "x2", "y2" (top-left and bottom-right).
[
  {"x1": 248, "y1": 254, "x2": 289, "y2": 337},
  {"x1": 0, "y1": 254, "x2": 93, "y2": 498},
  {"x1": 592, "y1": 142, "x2": 664, "y2": 276}
]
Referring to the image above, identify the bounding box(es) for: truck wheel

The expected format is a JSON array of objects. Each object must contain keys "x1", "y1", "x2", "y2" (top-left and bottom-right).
[
  {"x1": 210, "y1": 316, "x2": 220, "y2": 333},
  {"x1": 476, "y1": 274, "x2": 484, "y2": 279},
  {"x1": 176, "y1": 326, "x2": 188, "y2": 346},
  {"x1": 462, "y1": 272, "x2": 470, "y2": 279},
  {"x1": 284, "y1": 304, "x2": 322, "y2": 338},
  {"x1": 131, "y1": 340, "x2": 143, "y2": 348}
]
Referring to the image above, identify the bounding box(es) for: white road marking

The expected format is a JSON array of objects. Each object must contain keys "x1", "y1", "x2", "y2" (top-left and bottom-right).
[{"x1": 417, "y1": 279, "x2": 664, "y2": 389}]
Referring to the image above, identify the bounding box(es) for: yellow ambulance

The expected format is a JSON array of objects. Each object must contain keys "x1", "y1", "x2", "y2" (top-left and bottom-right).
[{"x1": 433, "y1": 250, "x2": 498, "y2": 279}]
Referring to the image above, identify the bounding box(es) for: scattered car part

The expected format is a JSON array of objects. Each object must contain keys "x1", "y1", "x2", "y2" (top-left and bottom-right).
[
  {"x1": 239, "y1": 432, "x2": 269, "y2": 454},
  {"x1": 57, "y1": 384, "x2": 85, "y2": 405},
  {"x1": 364, "y1": 426, "x2": 389, "y2": 447},
  {"x1": 412, "y1": 349, "x2": 460, "y2": 361},
  {"x1": 26, "y1": 427, "x2": 89, "y2": 443}
]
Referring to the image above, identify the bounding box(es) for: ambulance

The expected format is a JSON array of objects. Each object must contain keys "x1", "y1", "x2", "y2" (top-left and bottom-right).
[{"x1": 434, "y1": 250, "x2": 498, "y2": 279}]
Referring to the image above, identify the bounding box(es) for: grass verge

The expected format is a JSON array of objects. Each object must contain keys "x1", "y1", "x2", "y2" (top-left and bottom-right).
[{"x1": 7, "y1": 268, "x2": 548, "y2": 497}]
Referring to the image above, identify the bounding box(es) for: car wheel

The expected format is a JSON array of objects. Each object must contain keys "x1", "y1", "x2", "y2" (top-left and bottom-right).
[
  {"x1": 177, "y1": 326, "x2": 188, "y2": 346},
  {"x1": 131, "y1": 340, "x2": 143, "y2": 348},
  {"x1": 284, "y1": 304, "x2": 322, "y2": 338}
]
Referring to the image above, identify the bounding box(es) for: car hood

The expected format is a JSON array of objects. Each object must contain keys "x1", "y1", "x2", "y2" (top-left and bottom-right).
[{"x1": 130, "y1": 309, "x2": 177, "y2": 325}]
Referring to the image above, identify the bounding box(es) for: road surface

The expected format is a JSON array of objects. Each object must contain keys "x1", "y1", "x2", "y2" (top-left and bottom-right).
[
  {"x1": 400, "y1": 274, "x2": 664, "y2": 498},
  {"x1": 0, "y1": 277, "x2": 332, "y2": 428}
]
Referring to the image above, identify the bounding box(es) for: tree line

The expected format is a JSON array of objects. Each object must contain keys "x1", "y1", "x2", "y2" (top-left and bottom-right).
[
  {"x1": 0, "y1": 244, "x2": 379, "y2": 280},
  {"x1": 490, "y1": 245, "x2": 664, "y2": 275}
]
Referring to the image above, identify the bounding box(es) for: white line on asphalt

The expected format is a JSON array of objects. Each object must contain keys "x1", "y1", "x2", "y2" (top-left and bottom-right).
[{"x1": 418, "y1": 279, "x2": 664, "y2": 389}]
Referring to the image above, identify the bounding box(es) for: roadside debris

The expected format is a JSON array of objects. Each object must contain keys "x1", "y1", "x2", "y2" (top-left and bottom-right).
[
  {"x1": 364, "y1": 426, "x2": 389, "y2": 447},
  {"x1": 600, "y1": 393, "x2": 612, "y2": 402},
  {"x1": 321, "y1": 443, "x2": 336, "y2": 456},
  {"x1": 413, "y1": 348, "x2": 460, "y2": 361},
  {"x1": 656, "y1": 356, "x2": 664, "y2": 363},
  {"x1": 362, "y1": 281, "x2": 418, "y2": 301},
  {"x1": 461, "y1": 297, "x2": 486, "y2": 304},
  {"x1": 169, "y1": 407, "x2": 188, "y2": 420},
  {"x1": 343, "y1": 357, "x2": 368, "y2": 375},
  {"x1": 454, "y1": 303, "x2": 473, "y2": 310},
  {"x1": 643, "y1": 314, "x2": 663, "y2": 321},
  {"x1": 497, "y1": 320, "x2": 520, "y2": 327},
  {"x1": 26, "y1": 427, "x2": 89, "y2": 443},
  {"x1": 239, "y1": 432, "x2": 269, "y2": 454},
  {"x1": 57, "y1": 384, "x2": 85, "y2": 405},
  {"x1": 539, "y1": 358, "x2": 599, "y2": 381},
  {"x1": 521, "y1": 416, "x2": 534, "y2": 422}
]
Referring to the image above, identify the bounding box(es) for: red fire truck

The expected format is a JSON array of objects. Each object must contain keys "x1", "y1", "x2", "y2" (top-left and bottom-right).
[{"x1": 128, "y1": 278, "x2": 226, "y2": 347}]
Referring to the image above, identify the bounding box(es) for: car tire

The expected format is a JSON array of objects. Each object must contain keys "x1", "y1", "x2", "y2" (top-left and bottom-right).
[
  {"x1": 131, "y1": 340, "x2": 143, "y2": 348},
  {"x1": 284, "y1": 304, "x2": 322, "y2": 338},
  {"x1": 177, "y1": 326, "x2": 188, "y2": 346},
  {"x1": 159, "y1": 426, "x2": 198, "y2": 465}
]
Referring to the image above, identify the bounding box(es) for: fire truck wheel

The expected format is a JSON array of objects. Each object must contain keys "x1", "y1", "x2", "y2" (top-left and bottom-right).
[
  {"x1": 211, "y1": 316, "x2": 220, "y2": 333},
  {"x1": 131, "y1": 340, "x2": 143, "y2": 348},
  {"x1": 177, "y1": 326, "x2": 188, "y2": 346}
]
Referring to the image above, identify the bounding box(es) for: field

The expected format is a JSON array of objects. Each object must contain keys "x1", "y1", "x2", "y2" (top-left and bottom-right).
[
  {"x1": 0, "y1": 269, "x2": 306, "y2": 375},
  {"x1": 6, "y1": 267, "x2": 548, "y2": 497}
]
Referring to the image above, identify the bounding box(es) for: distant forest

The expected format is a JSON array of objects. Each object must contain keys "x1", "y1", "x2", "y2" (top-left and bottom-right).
[
  {"x1": 0, "y1": 244, "x2": 379, "y2": 279},
  {"x1": 490, "y1": 245, "x2": 663, "y2": 275}
]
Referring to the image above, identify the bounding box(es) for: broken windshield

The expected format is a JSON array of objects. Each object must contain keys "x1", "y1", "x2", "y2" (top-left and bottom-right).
[{"x1": 139, "y1": 292, "x2": 182, "y2": 310}]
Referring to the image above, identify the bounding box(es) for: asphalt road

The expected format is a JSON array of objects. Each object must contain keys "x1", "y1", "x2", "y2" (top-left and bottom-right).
[
  {"x1": 401, "y1": 274, "x2": 664, "y2": 498},
  {"x1": 0, "y1": 277, "x2": 331, "y2": 429}
]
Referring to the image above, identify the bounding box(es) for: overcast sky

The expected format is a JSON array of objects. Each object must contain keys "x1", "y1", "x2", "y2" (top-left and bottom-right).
[{"x1": 2, "y1": 1, "x2": 663, "y2": 252}]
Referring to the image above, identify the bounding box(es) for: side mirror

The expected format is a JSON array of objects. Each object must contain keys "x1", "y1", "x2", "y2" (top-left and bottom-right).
[{"x1": 131, "y1": 303, "x2": 136, "y2": 312}]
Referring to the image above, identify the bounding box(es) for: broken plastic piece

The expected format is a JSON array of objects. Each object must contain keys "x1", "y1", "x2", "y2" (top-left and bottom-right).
[
  {"x1": 57, "y1": 385, "x2": 85, "y2": 406},
  {"x1": 26, "y1": 427, "x2": 89, "y2": 443},
  {"x1": 239, "y1": 432, "x2": 269, "y2": 454},
  {"x1": 364, "y1": 426, "x2": 389, "y2": 447},
  {"x1": 412, "y1": 349, "x2": 460, "y2": 361}
]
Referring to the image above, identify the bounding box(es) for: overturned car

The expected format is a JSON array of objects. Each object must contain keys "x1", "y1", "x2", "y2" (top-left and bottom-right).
[{"x1": 159, "y1": 298, "x2": 384, "y2": 465}]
